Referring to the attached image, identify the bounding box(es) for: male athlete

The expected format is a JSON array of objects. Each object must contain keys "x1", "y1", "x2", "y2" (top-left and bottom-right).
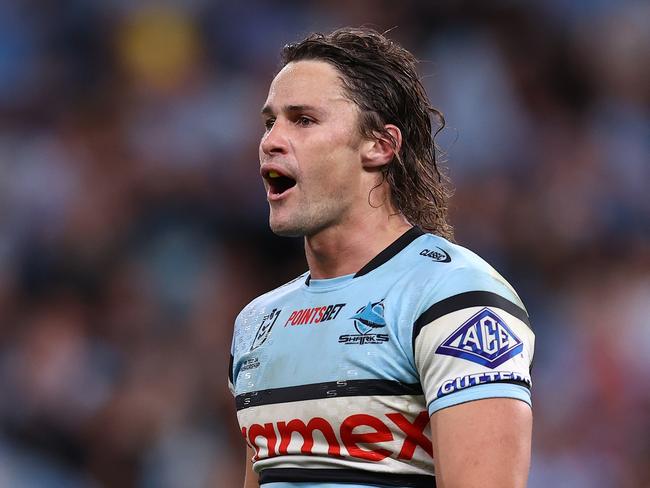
[{"x1": 230, "y1": 27, "x2": 534, "y2": 488}]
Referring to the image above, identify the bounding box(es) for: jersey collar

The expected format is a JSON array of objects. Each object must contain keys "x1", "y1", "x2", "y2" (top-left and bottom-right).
[{"x1": 305, "y1": 226, "x2": 424, "y2": 286}]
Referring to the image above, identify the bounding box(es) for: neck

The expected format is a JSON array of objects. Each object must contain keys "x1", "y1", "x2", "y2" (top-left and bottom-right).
[{"x1": 304, "y1": 211, "x2": 412, "y2": 280}]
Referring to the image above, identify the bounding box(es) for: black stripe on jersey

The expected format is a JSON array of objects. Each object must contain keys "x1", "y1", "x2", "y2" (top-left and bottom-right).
[
  {"x1": 228, "y1": 354, "x2": 234, "y2": 385},
  {"x1": 497, "y1": 379, "x2": 531, "y2": 390},
  {"x1": 236, "y1": 379, "x2": 423, "y2": 411},
  {"x1": 412, "y1": 291, "x2": 531, "y2": 348},
  {"x1": 260, "y1": 468, "x2": 435, "y2": 487},
  {"x1": 354, "y1": 226, "x2": 424, "y2": 278}
]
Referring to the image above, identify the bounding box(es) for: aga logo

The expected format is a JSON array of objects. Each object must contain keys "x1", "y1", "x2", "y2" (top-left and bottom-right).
[
  {"x1": 436, "y1": 308, "x2": 523, "y2": 368},
  {"x1": 338, "y1": 300, "x2": 389, "y2": 345},
  {"x1": 250, "y1": 308, "x2": 281, "y2": 351}
]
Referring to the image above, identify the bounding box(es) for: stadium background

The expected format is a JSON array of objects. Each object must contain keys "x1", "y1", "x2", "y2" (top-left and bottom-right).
[{"x1": 0, "y1": 0, "x2": 648, "y2": 486}]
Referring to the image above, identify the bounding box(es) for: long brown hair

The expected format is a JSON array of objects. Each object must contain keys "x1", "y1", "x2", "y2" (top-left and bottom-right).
[{"x1": 281, "y1": 27, "x2": 453, "y2": 240}]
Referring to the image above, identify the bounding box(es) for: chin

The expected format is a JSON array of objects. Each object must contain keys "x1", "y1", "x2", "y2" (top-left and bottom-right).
[
  {"x1": 269, "y1": 218, "x2": 304, "y2": 238},
  {"x1": 270, "y1": 215, "x2": 326, "y2": 238},
  {"x1": 270, "y1": 227, "x2": 303, "y2": 238},
  {"x1": 269, "y1": 207, "x2": 329, "y2": 237}
]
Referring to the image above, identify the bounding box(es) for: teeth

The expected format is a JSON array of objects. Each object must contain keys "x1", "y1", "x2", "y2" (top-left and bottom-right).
[{"x1": 268, "y1": 171, "x2": 280, "y2": 178}]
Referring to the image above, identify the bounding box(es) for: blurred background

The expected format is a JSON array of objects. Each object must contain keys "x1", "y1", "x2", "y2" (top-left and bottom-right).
[{"x1": 0, "y1": 0, "x2": 648, "y2": 487}]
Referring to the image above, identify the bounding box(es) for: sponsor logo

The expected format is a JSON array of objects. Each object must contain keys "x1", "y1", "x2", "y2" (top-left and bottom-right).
[
  {"x1": 242, "y1": 410, "x2": 432, "y2": 462},
  {"x1": 339, "y1": 300, "x2": 389, "y2": 345},
  {"x1": 250, "y1": 308, "x2": 281, "y2": 351},
  {"x1": 436, "y1": 308, "x2": 523, "y2": 368},
  {"x1": 419, "y1": 247, "x2": 451, "y2": 263},
  {"x1": 241, "y1": 357, "x2": 260, "y2": 371},
  {"x1": 437, "y1": 371, "x2": 531, "y2": 397},
  {"x1": 285, "y1": 303, "x2": 345, "y2": 327}
]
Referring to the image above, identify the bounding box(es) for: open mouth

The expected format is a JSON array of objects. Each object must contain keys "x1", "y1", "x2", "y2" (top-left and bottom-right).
[{"x1": 264, "y1": 169, "x2": 296, "y2": 196}]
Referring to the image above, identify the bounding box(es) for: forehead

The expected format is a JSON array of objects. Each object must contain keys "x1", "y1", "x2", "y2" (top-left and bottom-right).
[{"x1": 264, "y1": 60, "x2": 350, "y2": 109}]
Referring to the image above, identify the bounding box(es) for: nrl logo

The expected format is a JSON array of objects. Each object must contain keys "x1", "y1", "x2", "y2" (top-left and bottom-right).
[
  {"x1": 436, "y1": 308, "x2": 523, "y2": 368},
  {"x1": 250, "y1": 308, "x2": 281, "y2": 351}
]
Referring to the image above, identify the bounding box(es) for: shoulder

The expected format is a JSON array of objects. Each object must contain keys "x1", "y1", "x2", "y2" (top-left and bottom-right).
[
  {"x1": 405, "y1": 236, "x2": 535, "y2": 416},
  {"x1": 391, "y1": 233, "x2": 528, "y2": 332},
  {"x1": 403, "y1": 233, "x2": 525, "y2": 308},
  {"x1": 236, "y1": 270, "x2": 309, "y2": 321},
  {"x1": 231, "y1": 271, "x2": 308, "y2": 360}
]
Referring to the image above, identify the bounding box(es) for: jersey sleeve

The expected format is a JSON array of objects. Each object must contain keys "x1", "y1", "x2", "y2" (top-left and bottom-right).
[
  {"x1": 228, "y1": 352, "x2": 235, "y2": 396},
  {"x1": 229, "y1": 308, "x2": 245, "y2": 397},
  {"x1": 413, "y1": 270, "x2": 535, "y2": 416}
]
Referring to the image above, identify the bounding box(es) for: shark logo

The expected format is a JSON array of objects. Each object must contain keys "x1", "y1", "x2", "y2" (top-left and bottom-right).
[
  {"x1": 350, "y1": 300, "x2": 387, "y2": 334},
  {"x1": 339, "y1": 300, "x2": 389, "y2": 345}
]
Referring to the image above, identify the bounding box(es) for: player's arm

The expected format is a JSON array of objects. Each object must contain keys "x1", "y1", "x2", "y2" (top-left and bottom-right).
[
  {"x1": 430, "y1": 398, "x2": 532, "y2": 488},
  {"x1": 243, "y1": 446, "x2": 259, "y2": 488}
]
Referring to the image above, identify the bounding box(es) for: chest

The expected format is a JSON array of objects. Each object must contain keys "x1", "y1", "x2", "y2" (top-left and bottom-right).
[{"x1": 232, "y1": 293, "x2": 419, "y2": 395}]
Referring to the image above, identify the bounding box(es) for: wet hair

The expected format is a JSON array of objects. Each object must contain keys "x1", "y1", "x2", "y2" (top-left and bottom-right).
[{"x1": 281, "y1": 27, "x2": 453, "y2": 239}]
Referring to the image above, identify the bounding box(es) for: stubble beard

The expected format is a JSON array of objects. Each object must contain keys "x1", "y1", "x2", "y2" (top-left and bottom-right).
[{"x1": 269, "y1": 193, "x2": 345, "y2": 238}]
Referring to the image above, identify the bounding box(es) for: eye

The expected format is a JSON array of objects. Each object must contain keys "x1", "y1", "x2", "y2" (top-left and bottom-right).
[
  {"x1": 264, "y1": 118, "x2": 275, "y2": 131},
  {"x1": 296, "y1": 116, "x2": 314, "y2": 127}
]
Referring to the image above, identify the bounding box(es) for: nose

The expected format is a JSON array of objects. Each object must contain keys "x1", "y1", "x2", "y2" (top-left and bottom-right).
[{"x1": 260, "y1": 119, "x2": 289, "y2": 158}]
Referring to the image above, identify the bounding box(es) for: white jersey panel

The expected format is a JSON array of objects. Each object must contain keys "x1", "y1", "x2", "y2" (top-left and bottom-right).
[
  {"x1": 414, "y1": 306, "x2": 534, "y2": 414},
  {"x1": 240, "y1": 395, "x2": 433, "y2": 475}
]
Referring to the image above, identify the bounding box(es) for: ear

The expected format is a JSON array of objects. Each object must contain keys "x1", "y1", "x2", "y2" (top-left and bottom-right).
[{"x1": 360, "y1": 124, "x2": 402, "y2": 170}]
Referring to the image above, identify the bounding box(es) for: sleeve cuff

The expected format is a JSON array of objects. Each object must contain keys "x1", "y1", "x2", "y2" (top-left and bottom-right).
[{"x1": 428, "y1": 383, "x2": 531, "y2": 415}]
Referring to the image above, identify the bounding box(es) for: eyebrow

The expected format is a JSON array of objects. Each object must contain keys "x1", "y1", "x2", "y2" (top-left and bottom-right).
[{"x1": 261, "y1": 104, "x2": 325, "y2": 116}]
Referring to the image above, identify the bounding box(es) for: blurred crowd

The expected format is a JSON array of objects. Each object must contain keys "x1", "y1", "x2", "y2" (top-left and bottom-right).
[{"x1": 0, "y1": 1, "x2": 648, "y2": 487}]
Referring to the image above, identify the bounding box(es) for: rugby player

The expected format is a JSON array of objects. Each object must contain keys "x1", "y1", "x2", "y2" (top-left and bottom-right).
[{"x1": 230, "y1": 27, "x2": 534, "y2": 488}]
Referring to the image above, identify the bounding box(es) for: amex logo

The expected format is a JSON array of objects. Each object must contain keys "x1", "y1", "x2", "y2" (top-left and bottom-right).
[{"x1": 436, "y1": 308, "x2": 523, "y2": 369}]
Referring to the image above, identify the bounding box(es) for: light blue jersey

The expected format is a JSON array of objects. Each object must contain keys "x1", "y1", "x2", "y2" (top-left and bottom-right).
[{"x1": 230, "y1": 228, "x2": 535, "y2": 487}]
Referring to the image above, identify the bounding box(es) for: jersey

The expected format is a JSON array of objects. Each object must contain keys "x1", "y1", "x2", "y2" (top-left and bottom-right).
[{"x1": 229, "y1": 227, "x2": 535, "y2": 488}]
